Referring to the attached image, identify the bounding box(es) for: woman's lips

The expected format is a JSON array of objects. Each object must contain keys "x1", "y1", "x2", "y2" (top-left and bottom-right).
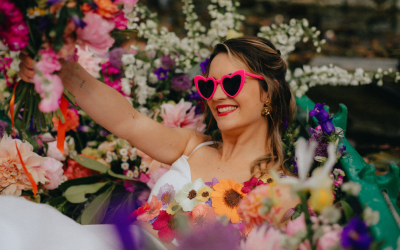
[{"x1": 216, "y1": 105, "x2": 238, "y2": 116}]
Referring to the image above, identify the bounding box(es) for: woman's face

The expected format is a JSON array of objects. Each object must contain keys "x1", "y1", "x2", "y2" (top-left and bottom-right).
[{"x1": 207, "y1": 53, "x2": 268, "y2": 133}]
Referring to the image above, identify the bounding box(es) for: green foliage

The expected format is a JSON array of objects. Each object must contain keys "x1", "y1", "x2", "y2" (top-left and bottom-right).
[
  {"x1": 64, "y1": 182, "x2": 109, "y2": 203},
  {"x1": 81, "y1": 185, "x2": 115, "y2": 225}
]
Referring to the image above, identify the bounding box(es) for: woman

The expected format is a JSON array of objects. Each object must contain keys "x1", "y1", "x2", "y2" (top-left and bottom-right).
[{"x1": 15, "y1": 36, "x2": 299, "y2": 249}]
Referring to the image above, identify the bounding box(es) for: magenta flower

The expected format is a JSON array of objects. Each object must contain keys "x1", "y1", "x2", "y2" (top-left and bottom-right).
[
  {"x1": 35, "y1": 48, "x2": 62, "y2": 74},
  {"x1": 157, "y1": 183, "x2": 175, "y2": 209},
  {"x1": 241, "y1": 177, "x2": 266, "y2": 193}
]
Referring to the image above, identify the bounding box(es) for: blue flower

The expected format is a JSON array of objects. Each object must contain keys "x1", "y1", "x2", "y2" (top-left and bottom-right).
[
  {"x1": 341, "y1": 217, "x2": 372, "y2": 250},
  {"x1": 154, "y1": 67, "x2": 169, "y2": 80},
  {"x1": 309, "y1": 103, "x2": 329, "y2": 122},
  {"x1": 200, "y1": 58, "x2": 210, "y2": 74}
]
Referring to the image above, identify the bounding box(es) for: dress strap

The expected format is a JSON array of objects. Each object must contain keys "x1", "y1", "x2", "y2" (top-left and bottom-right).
[{"x1": 188, "y1": 141, "x2": 214, "y2": 158}]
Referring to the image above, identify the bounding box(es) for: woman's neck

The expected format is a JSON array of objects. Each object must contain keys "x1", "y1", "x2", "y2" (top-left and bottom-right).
[{"x1": 218, "y1": 120, "x2": 269, "y2": 162}]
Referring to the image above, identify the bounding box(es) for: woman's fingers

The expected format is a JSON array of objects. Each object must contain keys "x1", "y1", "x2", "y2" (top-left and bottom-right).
[
  {"x1": 19, "y1": 52, "x2": 34, "y2": 70},
  {"x1": 17, "y1": 62, "x2": 35, "y2": 83}
]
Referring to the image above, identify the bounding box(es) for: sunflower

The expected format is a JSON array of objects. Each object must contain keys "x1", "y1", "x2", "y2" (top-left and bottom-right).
[{"x1": 211, "y1": 179, "x2": 246, "y2": 223}]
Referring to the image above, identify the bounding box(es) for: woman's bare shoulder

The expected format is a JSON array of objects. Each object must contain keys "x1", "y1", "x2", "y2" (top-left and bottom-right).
[{"x1": 180, "y1": 129, "x2": 213, "y2": 156}]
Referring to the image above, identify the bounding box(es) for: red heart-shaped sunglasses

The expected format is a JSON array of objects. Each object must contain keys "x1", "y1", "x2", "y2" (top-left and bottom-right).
[{"x1": 194, "y1": 69, "x2": 264, "y2": 100}]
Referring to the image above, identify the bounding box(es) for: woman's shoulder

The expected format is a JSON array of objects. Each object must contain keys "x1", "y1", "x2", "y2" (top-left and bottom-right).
[{"x1": 181, "y1": 129, "x2": 213, "y2": 156}]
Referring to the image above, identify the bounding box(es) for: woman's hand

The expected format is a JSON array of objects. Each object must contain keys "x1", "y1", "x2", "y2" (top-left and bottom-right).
[{"x1": 17, "y1": 51, "x2": 35, "y2": 83}]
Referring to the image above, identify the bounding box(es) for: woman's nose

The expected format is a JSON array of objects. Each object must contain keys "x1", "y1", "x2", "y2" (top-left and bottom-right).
[{"x1": 212, "y1": 82, "x2": 227, "y2": 100}]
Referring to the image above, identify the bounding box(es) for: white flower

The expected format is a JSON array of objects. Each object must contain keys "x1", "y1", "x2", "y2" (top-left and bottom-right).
[
  {"x1": 121, "y1": 162, "x2": 129, "y2": 170},
  {"x1": 321, "y1": 206, "x2": 341, "y2": 224},
  {"x1": 125, "y1": 64, "x2": 135, "y2": 79},
  {"x1": 126, "y1": 170, "x2": 134, "y2": 178},
  {"x1": 133, "y1": 169, "x2": 139, "y2": 178},
  {"x1": 341, "y1": 181, "x2": 361, "y2": 196},
  {"x1": 363, "y1": 206, "x2": 380, "y2": 226},
  {"x1": 105, "y1": 156, "x2": 113, "y2": 163},
  {"x1": 175, "y1": 178, "x2": 206, "y2": 211},
  {"x1": 273, "y1": 137, "x2": 336, "y2": 191},
  {"x1": 148, "y1": 73, "x2": 158, "y2": 84},
  {"x1": 119, "y1": 148, "x2": 128, "y2": 156},
  {"x1": 121, "y1": 54, "x2": 135, "y2": 65},
  {"x1": 121, "y1": 156, "x2": 129, "y2": 162}
]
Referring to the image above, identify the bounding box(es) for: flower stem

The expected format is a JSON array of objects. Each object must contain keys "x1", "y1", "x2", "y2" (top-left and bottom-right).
[{"x1": 299, "y1": 191, "x2": 316, "y2": 250}]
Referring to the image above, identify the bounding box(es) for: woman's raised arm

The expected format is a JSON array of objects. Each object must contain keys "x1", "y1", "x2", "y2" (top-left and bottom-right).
[{"x1": 18, "y1": 52, "x2": 204, "y2": 165}]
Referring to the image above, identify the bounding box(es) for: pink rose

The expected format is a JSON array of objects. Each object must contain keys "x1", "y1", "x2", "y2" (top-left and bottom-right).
[
  {"x1": 46, "y1": 140, "x2": 69, "y2": 161},
  {"x1": 315, "y1": 125, "x2": 322, "y2": 131},
  {"x1": 40, "y1": 158, "x2": 64, "y2": 190},
  {"x1": 76, "y1": 12, "x2": 115, "y2": 57},
  {"x1": 317, "y1": 230, "x2": 341, "y2": 250},
  {"x1": 35, "y1": 48, "x2": 62, "y2": 74},
  {"x1": 285, "y1": 214, "x2": 306, "y2": 236}
]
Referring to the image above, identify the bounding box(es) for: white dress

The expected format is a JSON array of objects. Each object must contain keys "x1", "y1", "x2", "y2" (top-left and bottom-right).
[{"x1": 0, "y1": 142, "x2": 214, "y2": 250}]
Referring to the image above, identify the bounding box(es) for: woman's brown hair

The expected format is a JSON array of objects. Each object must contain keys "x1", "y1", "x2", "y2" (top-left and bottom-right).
[{"x1": 202, "y1": 36, "x2": 296, "y2": 177}]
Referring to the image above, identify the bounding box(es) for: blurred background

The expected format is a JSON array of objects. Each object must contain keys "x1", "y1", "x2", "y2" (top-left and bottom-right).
[{"x1": 140, "y1": 0, "x2": 400, "y2": 175}]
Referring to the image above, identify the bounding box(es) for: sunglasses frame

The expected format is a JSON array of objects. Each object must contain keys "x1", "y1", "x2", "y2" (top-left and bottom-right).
[{"x1": 194, "y1": 69, "x2": 264, "y2": 100}]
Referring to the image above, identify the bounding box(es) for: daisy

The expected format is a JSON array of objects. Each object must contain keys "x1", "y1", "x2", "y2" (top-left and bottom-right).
[{"x1": 175, "y1": 178, "x2": 206, "y2": 211}]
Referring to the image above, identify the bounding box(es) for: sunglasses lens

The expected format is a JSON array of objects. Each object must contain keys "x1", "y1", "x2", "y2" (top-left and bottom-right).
[
  {"x1": 222, "y1": 75, "x2": 242, "y2": 96},
  {"x1": 197, "y1": 79, "x2": 215, "y2": 99}
]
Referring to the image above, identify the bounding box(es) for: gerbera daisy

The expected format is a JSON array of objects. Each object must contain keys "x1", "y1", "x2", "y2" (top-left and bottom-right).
[
  {"x1": 211, "y1": 179, "x2": 246, "y2": 223},
  {"x1": 136, "y1": 195, "x2": 162, "y2": 222},
  {"x1": 175, "y1": 178, "x2": 206, "y2": 211}
]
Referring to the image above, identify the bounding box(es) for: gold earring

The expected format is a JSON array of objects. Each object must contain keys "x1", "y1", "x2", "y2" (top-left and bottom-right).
[{"x1": 262, "y1": 100, "x2": 272, "y2": 117}]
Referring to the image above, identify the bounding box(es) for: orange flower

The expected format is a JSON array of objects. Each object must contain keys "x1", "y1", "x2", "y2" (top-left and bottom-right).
[
  {"x1": 136, "y1": 195, "x2": 162, "y2": 222},
  {"x1": 52, "y1": 109, "x2": 80, "y2": 132},
  {"x1": 94, "y1": 0, "x2": 119, "y2": 18},
  {"x1": 190, "y1": 204, "x2": 217, "y2": 227},
  {"x1": 210, "y1": 179, "x2": 246, "y2": 223},
  {"x1": 128, "y1": 202, "x2": 150, "y2": 222}
]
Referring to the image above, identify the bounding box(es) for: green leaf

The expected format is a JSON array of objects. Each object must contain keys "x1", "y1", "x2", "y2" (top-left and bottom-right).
[
  {"x1": 81, "y1": 185, "x2": 115, "y2": 225},
  {"x1": 339, "y1": 200, "x2": 354, "y2": 221},
  {"x1": 70, "y1": 154, "x2": 108, "y2": 173},
  {"x1": 291, "y1": 203, "x2": 303, "y2": 220},
  {"x1": 64, "y1": 182, "x2": 107, "y2": 203},
  {"x1": 26, "y1": 138, "x2": 39, "y2": 153},
  {"x1": 107, "y1": 168, "x2": 135, "y2": 180}
]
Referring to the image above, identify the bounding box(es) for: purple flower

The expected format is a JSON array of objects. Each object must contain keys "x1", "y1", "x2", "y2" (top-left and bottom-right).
[
  {"x1": 0, "y1": 121, "x2": 6, "y2": 138},
  {"x1": 309, "y1": 103, "x2": 329, "y2": 122},
  {"x1": 338, "y1": 145, "x2": 346, "y2": 156},
  {"x1": 107, "y1": 48, "x2": 126, "y2": 70},
  {"x1": 308, "y1": 128, "x2": 329, "y2": 157},
  {"x1": 100, "y1": 129, "x2": 110, "y2": 137},
  {"x1": 71, "y1": 15, "x2": 87, "y2": 29},
  {"x1": 157, "y1": 183, "x2": 175, "y2": 209},
  {"x1": 171, "y1": 74, "x2": 191, "y2": 92},
  {"x1": 341, "y1": 217, "x2": 372, "y2": 250},
  {"x1": 47, "y1": 0, "x2": 64, "y2": 5},
  {"x1": 319, "y1": 117, "x2": 335, "y2": 135},
  {"x1": 189, "y1": 90, "x2": 201, "y2": 101},
  {"x1": 200, "y1": 58, "x2": 210, "y2": 74},
  {"x1": 177, "y1": 222, "x2": 241, "y2": 250},
  {"x1": 292, "y1": 160, "x2": 298, "y2": 174},
  {"x1": 205, "y1": 198, "x2": 212, "y2": 207},
  {"x1": 161, "y1": 55, "x2": 175, "y2": 70},
  {"x1": 154, "y1": 67, "x2": 169, "y2": 80},
  {"x1": 205, "y1": 177, "x2": 219, "y2": 187}
]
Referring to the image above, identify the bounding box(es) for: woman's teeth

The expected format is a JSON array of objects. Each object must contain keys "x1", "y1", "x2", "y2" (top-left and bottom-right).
[{"x1": 218, "y1": 106, "x2": 237, "y2": 113}]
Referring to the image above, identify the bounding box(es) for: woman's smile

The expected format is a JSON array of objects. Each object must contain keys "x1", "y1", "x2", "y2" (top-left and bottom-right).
[{"x1": 216, "y1": 105, "x2": 238, "y2": 116}]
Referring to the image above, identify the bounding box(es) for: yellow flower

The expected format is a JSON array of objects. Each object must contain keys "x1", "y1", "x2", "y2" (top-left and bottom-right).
[
  {"x1": 309, "y1": 188, "x2": 334, "y2": 212},
  {"x1": 196, "y1": 186, "x2": 213, "y2": 202},
  {"x1": 226, "y1": 29, "x2": 244, "y2": 40},
  {"x1": 260, "y1": 175, "x2": 277, "y2": 187},
  {"x1": 166, "y1": 200, "x2": 182, "y2": 215}
]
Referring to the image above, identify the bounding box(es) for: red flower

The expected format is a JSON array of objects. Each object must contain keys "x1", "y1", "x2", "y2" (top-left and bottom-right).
[
  {"x1": 64, "y1": 155, "x2": 98, "y2": 180},
  {"x1": 241, "y1": 177, "x2": 266, "y2": 193},
  {"x1": 152, "y1": 210, "x2": 178, "y2": 242},
  {"x1": 128, "y1": 202, "x2": 150, "y2": 222}
]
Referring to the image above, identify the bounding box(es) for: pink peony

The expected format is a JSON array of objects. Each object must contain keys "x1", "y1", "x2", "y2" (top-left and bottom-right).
[
  {"x1": 285, "y1": 214, "x2": 306, "y2": 236},
  {"x1": 33, "y1": 73, "x2": 64, "y2": 112},
  {"x1": 46, "y1": 140, "x2": 69, "y2": 161},
  {"x1": 35, "y1": 48, "x2": 62, "y2": 74},
  {"x1": 160, "y1": 99, "x2": 206, "y2": 132},
  {"x1": 317, "y1": 230, "x2": 341, "y2": 250},
  {"x1": 40, "y1": 158, "x2": 64, "y2": 190},
  {"x1": 241, "y1": 225, "x2": 286, "y2": 250},
  {"x1": 0, "y1": 135, "x2": 48, "y2": 196},
  {"x1": 76, "y1": 45, "x2": 102, "y2": 78},
  {"x1": 76, "y1": 12, "x2": 115, "y2": 57}
]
